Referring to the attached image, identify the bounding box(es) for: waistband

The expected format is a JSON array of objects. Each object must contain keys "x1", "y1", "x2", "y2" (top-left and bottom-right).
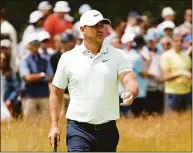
[{"x1": 67, "y1": 119, "x2": 116, "y2": 131}]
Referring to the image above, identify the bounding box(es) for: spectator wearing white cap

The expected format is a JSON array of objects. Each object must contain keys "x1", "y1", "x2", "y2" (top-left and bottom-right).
[
  {"x1": 0, "y1": 8, "x2": 18, "y2": 72},
  {"x1": 38, "y1": 1, "x2": 52, "y2": 21},
  {"x1": 73, "y1": 4, "x2": 92, "y2": 42},
  {"x1": 174, "y1": 9, "x2": 192, "y2": 36},
  {"x1": 158, "y1": 7, "x2": 176, "y2": 36},
  {"x1": 43, "y1": 1, "x2": 73, "y2": 48},
  {"x1": 162, "y1": 20, "x2": 175, "y2": 38},
  {"x1": 19, "y1": 10, "x2": 44, "y2": 59},
  {"x1": 19, "y1": 33, "x2": 53, "y2": 119},
  {"x1": 48, "y1": 9, "x2": 139, "y2": 151},
  {"x1": 38, "y1": 30, "x2": 54, "y2": 62},
  {"x1": 22, "y1": 10, "x2": 44, "y2": 41},
  {"x1": 141, "y1": 30, "x2": 165, "y2": 115},
  {"x1": 124, "y1": 11, "x2": 141, "y2": 36}
]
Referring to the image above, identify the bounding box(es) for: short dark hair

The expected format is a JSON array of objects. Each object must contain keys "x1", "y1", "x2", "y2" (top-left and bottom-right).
[
  {"x1": 112, "y1": 18, "x2": 126, "y2": 29},
  {"x1": 0, "y1": 8, "x2": 6, "y2": 20}
]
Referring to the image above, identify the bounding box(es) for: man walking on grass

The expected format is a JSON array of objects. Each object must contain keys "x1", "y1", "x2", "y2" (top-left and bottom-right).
[{"x1": 48, "y1": 10, "x2": 139, "y2": 152}]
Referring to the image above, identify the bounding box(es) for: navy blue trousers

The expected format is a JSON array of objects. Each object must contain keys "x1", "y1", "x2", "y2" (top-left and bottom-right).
[{"x1": 66, "y1": 119, "x2": 119, "y2": 152}]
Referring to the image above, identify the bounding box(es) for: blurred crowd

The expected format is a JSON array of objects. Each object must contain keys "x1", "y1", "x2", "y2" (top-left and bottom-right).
[{"x1": 0, "y1": 1, "x2": 192, "y2": 121}]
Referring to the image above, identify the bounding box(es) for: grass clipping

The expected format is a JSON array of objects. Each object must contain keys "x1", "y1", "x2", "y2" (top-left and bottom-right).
[{"x1": 1, "y1": 110, "x2": 192, "y2": 152}]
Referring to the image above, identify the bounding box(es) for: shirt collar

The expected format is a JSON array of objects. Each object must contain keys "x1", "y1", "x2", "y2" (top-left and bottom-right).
[{"x1": 79, "y1": 41, "x2": 108, "y2": 54}]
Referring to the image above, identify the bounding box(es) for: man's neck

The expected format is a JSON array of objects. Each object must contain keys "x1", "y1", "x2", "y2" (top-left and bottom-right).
[
  {"x1": 174, "y1": 48, "x2": 181, "y2": 53},
  {"x1": 84, "y1": 41, "x2": 102, "y2": 55}
]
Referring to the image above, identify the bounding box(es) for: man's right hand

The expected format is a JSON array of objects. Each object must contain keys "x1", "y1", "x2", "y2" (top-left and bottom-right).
[{"x1": 48, "y1": 126, "x2": 60, "y2": 146}]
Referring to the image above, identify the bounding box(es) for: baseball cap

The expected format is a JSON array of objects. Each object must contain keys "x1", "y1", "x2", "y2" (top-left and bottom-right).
[
  {"x1": 29, "y1": 10, "x2": 44, "y2": 24},
  {"x1": 38, "y1": 30, "x2": 50, "y2": 41},
  {"x1": 0, "y1": 39, "x2": 11, "y2": 48},
  {"x1": 25, "y1": 33, "x2": 40, "y2": 45},
  {"x1": 53, "y1": 1, "x2": 71, "y2": 13},
  {"x1": 80, "y1": 10, "x2": 111, "y2": 27},
  {"x1": 121, "y1": 33, "x2": 135, "y2": 44},
  {"x1": 60, "y1": 31, "x2": 74, "y2": 42},
  {"x1": 38, "y1": 1, "x2": 52, "y2": 10},
  {"x1": 162, "y1": 7, "x2": 175, "y2": 17},
  {"x1": 162, "y1": 21, "x2": 175, "y2": 30},
  {"x1": 128, "y1": 11, "x2": 140, "y2": 19},
  {"x1": 146, "y1": 28, "x2": 160, "y2": 41},
  {"x1": 79, "y1": 4, "x2": 91, "y2": 15}
]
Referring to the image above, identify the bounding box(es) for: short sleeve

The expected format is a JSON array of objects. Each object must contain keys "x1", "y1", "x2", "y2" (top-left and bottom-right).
[
  {"x1": 117, "y1": 49, "x2": 132, "y2": 75},
  {"x1": 19, "y1": 59, "x2": 30, "y2": 77},
  {"x1": 52, "y1": 54, "x2": 69, "y2": 89},
  {"x1": 133, "y1": 56, "x2": 144, "y2": 73}
]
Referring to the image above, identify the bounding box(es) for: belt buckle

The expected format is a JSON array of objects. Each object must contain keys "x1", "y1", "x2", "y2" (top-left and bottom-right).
[{"x1": 94, "y1": 124, "x2": 101, "y2": 130}]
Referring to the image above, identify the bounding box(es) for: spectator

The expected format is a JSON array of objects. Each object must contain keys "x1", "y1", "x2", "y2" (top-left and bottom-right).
[
  {"x1": 0, "y1": 51, "x2": 19, "y2": 117},
  {"x1": 111, "y1": 36, "x2": 122, "y2": 49},
  {"x1": 124, "y1": 35, "x2": 148, "y2": 117},
  {"x1": 104, "y1": 18, "x2": 126, "y2": 45},
  {"x1": 162, "y1": 20, "x2": 175, "y2": 38},
  {"x1": 183, "y1": 34, "x2": 192, "y2": 57},
  {"x1": 0, "y1": 39, "x2": 12, "y2": 58},
  {"x1": 160, "y1": 35, "x2": 192, "y2": 112},
  {"x1": 19, "y1": 33, "x2": 53, "y2": 118},
  {"x1": 22, "y1": 10, "x2": 44, "y2": 42},
  {"x1": 174, "y1": 9, "x2": 192, "y2": 36},
  {"x1": 19, "y1": 10, "x2": 44, "y2": 57},
  {"x1": 38, "y1": 30, "x2": 54, "y2": 62},
  {"x1": 51, "y1": 31, "x2": 75, "y2": 74},
  {"x1": 124, "y1": 11, "x2": 141, "y2": 36},
  {"x1": 143, "y1": 34, "x2": 165, "y2": 115},
  {"x1": 43, "y1": 1, "x2": 73, "y2": 47},
  {"x1": 38, "y1": 1, "x2": 52, "y2": 21},
  {"x1": 0, "y1": 8, "x2": 18, "y2": 72},
  {"x1": 158, "y1": 7, "x2": 175, "y2": 35}
]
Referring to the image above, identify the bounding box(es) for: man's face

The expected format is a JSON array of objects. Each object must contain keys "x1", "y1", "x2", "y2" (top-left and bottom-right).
[
  {"x1": 81, "y1": 21, "x2": 105, "y2": 44},
  {"x1": 173, "y1": 36, "x2": 183, "y2": 50},
  {"x1": 164, "y1": 28, "x2": 173, "y2": 37},
  {"x1": 40, "y1": 39, "x2": 49, "y2": 49},
  {"x1": 185, "y1": 10, "x2": 192, "y2": 23},
  {"x1": 61, "y1": 41, "x2": 75, "y2": 52},
  {"x1": 27, "y1": 41, "x2": 40, "y2": 53}
]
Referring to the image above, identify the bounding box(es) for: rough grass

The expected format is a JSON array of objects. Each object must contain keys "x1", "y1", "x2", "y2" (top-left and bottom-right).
[{"x1": 1, "y1": 110, "x2": 192, "y2": 152}]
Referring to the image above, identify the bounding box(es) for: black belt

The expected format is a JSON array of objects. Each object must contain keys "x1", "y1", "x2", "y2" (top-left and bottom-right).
[{"x1": 68, "y1": 119, "x2": 116, "y2": 130}]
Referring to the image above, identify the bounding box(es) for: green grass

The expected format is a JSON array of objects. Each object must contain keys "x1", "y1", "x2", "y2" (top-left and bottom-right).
[{"x1": 1, "y1": 110, "x2": 192, "y2": 151}]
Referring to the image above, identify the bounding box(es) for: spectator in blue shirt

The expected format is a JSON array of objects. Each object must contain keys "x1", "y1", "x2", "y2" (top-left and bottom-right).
[
  {"x1": 127, "y1": 35, "x2": 148, "y2": 117},
  {"x1": 1, "y1": 51, "x2": 19, "y2": 117},
  {"x1": 19, "y1": 33, "x2": 53, "y2": 118}
]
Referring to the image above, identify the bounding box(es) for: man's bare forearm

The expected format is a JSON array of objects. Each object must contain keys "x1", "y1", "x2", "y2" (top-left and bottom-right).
[
  {"x1": 120, "y1": 71, "x2": 139, "y2": 99},
  {"x1": 49, "y1": 86, "x2": 64, "y2": 127}
]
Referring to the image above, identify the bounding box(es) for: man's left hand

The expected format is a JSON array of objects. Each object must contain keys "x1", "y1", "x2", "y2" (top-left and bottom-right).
[{"x1": 120, "y1": 92, "x2": 134, "y2": 106}]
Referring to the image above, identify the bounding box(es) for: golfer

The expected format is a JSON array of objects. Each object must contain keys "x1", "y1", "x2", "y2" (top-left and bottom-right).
[{"x1": 48, "y1": 10, "x2": 139, "y2": 152}]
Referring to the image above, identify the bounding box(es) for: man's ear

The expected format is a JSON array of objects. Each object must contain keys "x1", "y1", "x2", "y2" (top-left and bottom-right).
[{"x1": 80, "y1": 26, "x2": 85, "y2": 35}]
